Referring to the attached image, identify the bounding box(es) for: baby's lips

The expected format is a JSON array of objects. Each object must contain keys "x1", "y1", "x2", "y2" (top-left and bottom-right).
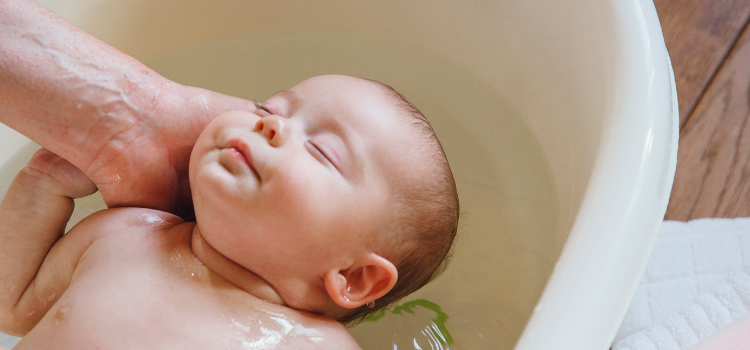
[{"x1": 224, "y1": 138, "x2": 260, "y2": 180}]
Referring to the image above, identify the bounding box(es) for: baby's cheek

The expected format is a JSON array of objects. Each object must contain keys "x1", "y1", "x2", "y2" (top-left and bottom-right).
[
  {"x1": 274, "y1": 183, "x2": 330, "y2": 228},
  {"x1": 199, "y1": 115, "x2": 226, "y2": 141}
]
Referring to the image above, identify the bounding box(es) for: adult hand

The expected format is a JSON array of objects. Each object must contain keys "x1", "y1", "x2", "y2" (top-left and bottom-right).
[
  {"x1": 82, "y1": 84, "x2": 256, "y2": 220},
  {"x1": 0, "y1": 0, "x2": 255, "y2": 218}
]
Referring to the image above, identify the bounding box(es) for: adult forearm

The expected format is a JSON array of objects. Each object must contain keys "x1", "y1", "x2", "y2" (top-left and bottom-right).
[
  {"x1": 0, "y1": 0, "x2": 171, "y2": 172},
  {"x1": 0, "y1": 0, "x2": 256, "y2": 216}
]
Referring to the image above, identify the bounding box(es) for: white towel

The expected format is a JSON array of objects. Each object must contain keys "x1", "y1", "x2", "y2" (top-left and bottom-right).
[
  {"x1": 0, "y1": 333, "x2": 19, "y2": 348},
  {"x1": 613, "y1": 218, "x2": 750, "y2": 350}
]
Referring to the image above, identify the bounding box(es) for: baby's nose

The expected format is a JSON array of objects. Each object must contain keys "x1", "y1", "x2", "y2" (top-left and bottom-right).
[{"x1": 253, "y1": 115, "x2": 289, "y2": 147}]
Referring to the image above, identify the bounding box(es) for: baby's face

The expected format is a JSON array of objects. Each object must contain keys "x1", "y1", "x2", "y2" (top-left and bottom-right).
[{"x1": 189, "y1": 75, "x2": 425, "y2": 308}]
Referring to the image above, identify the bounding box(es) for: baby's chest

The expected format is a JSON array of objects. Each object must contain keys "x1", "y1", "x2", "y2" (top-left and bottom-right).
[
  {"x1": 23, "y1": 244, "x2": 228, "y2": 347},
  {"x1": 21, "y1": 232, "x2": 331, "y2": 349},
  {"x1": 56, "y1": 268, "x2": 326, "y2": 349},
  {"x1": 58, "y1": 273, "x2": 261, "y2": 347}
]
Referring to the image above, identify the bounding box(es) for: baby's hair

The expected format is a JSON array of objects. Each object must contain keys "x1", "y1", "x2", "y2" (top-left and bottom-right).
[{"x1": 337, "y1": 79, "x2": 460, "y2": 325}]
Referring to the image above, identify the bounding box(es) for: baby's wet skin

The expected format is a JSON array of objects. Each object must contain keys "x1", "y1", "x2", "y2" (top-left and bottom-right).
[
  {"x1": 1, "y1": 75, "x2": 440, "y2": 349},
  {"x1": 14, "y1": 207, "x2": 358, "y2": 349}
]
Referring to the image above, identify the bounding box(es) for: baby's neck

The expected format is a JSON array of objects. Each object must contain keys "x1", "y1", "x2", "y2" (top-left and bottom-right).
[{"x1": 190, "y1": 225, "x2": 285, "y2": 305}]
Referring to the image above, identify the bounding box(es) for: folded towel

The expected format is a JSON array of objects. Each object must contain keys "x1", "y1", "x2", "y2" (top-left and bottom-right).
[
  {"x1": 613, "y1": 218, "x2": 750, "y2": 350},
  {"x1": 0, "y1": 333, "x2": 19, "y2": 348}
]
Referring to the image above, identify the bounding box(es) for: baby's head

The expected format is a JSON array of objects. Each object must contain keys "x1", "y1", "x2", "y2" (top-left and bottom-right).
[{"x1": 189, "y1": 74, "x2": 458, "y2": 324}]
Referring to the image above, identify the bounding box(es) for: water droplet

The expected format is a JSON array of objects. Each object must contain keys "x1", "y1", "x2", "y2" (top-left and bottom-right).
[
  {"x1": 110, "y1": 173, "x2": 121, "y2": 183},
  {"x1": 139, "y1": 213, "x2": 165, "y2": 225},
  {"x1": 76, "y1": 102, "x2": 83, "y2": 108},
  {"x1": 231, "y1": 318, "x2": 251, "y2": 332}
]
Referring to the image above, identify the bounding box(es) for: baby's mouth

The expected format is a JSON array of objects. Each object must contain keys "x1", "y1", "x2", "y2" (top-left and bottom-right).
[{"x1": 224, "y1": 138, "x2": 260, "y2": 181}]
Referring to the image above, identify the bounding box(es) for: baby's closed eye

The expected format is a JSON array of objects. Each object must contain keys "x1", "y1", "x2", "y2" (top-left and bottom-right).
[
  {"x1": 306, "y1": 141, "x2": 336, "y2": 168},
  {"x1": 254, "y1": 102, "x2": 273, "y2": 116}
]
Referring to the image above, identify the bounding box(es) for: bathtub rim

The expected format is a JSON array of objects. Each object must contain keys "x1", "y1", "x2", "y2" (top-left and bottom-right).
[
  {"x1": 513, "y1": 0, "x2": 679, "y2": 349},
  {"x1": 0, "y1": 0, "x2": 677, "y2": 347}
]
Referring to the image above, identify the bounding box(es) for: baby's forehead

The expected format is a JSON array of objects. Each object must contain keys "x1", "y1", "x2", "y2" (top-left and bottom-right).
[
  {"x1": 292, "y1": 75, "x2": 435, "y2": 183},
  {"x1": 295, "y1": 75, "x2": 402, "y2": 110},
  {"x1": 359, "y1": 115, "x2": 434, "y2": 189}
]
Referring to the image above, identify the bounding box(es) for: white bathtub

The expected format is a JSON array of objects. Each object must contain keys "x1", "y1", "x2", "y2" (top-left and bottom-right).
[{"x1": 0, "y1": 0, "x2": 677, "y2": 349}]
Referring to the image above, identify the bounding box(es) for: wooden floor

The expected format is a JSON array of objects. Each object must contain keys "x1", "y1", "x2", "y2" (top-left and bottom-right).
[{"x1": 657, "y1": 0, "x2": 750, "y2": 221}]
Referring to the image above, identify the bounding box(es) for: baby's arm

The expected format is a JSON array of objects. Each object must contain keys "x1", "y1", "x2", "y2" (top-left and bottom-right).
[{"x1": 0, "y1": 149, "x2": 96, "y2": 336}]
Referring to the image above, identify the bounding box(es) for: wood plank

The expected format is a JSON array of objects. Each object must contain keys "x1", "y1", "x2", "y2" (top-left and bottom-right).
[
  {"x1": 653, "y1": 0, "x2": 750, "y2": 126},
  {"x1": 665, "y1": 23, "x2": 750, "y2": 220}
]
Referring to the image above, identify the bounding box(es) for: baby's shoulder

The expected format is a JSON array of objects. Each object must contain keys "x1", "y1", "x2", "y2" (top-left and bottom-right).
[
  {"x1": 273, "y1": 309, "x2": 362, "y2": 350},
  {"x1": 62, "y1": 207, "x2": 193, "y2": 274},
  {"x1": 66, "y1": 207, "x2": 188, "y2": 252},
  {"x1": 74, "y1": 207, "x2": 185, "y2": 235}
]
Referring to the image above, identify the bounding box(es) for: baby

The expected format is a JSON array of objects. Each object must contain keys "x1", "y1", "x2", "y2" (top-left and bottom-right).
[{"x1": 0, "y1": 74, "x2": 459, "y2": 349}]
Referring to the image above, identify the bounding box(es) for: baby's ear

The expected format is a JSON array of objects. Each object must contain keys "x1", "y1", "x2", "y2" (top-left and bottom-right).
[{"x1": 324, "y1": 253, "x2": 398, "y2": 309}]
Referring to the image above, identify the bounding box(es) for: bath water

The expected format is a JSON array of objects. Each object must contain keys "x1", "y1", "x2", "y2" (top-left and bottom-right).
[{"x1": 0, "y1": 30, "x2": 559, "y2": 349}]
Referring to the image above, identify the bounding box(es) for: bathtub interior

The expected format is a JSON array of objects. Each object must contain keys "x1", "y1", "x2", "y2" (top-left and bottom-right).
[{"x1": 0, "y1": 0, "x2": 616, "y2": 348}]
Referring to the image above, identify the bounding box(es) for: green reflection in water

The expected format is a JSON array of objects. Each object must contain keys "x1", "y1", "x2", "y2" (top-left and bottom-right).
[{"x1": 363, "y1": 299, "x2": 454, "y2": 345}]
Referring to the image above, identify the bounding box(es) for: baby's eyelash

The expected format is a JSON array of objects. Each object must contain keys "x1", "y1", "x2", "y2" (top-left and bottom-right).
[
  {"x1": 309, "y1": 142, "x2": 330, "y2": 161},
  {"x1": 254, "y1": 102, "x2": 272, "y2": 114},
  {"x1": 307, "y1": 140, "x2": 343, "y2": 174},
  {"x1": 309, "y1": 141, "x2": 338, "y2": 170}
]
